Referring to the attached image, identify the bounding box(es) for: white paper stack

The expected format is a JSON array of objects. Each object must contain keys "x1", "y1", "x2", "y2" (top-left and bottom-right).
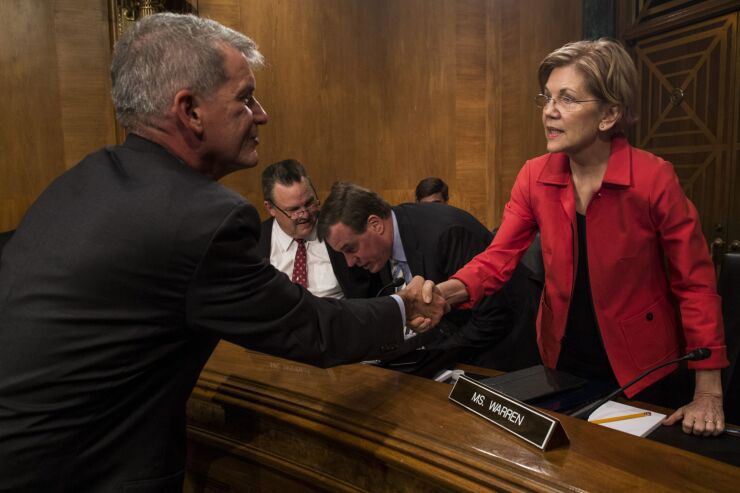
[{"x1": 588, "y1": 401, "x2": 666, "y2": 437}]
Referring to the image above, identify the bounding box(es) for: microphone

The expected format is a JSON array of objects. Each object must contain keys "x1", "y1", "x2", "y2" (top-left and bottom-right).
[
  {"x1": 570, "y1": 348, "x2": 711, "y2": 419},
  {"x1": 376, "y1": 277, "x2": 405, "y2": 297}
]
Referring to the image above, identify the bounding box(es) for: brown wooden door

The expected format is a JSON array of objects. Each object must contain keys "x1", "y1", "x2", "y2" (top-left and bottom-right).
[{"x1": 631, "y1": 12, "x2": 739, "y2": 262}]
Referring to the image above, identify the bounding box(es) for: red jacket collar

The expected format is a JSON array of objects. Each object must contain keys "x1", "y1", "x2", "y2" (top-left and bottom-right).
[{"x1": 537, "y1": 135, "x2": 632, "y2": 187}]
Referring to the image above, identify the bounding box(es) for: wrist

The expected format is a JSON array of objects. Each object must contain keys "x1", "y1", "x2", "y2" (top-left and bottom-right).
[
  {"x1": 693, "y1": 391, "x2": 722, "y2": 400},
  {"x1": 439, "y1": 279, "x2": 469, "y2": 304}
]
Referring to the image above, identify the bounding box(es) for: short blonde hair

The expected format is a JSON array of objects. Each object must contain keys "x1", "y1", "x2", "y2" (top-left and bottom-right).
[{"x1": 538, "y1": 38, "x2": 638, "y2": 133}]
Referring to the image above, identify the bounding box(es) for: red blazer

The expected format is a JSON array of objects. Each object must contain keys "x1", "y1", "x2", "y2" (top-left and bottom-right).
[{"x1": 453, "y1": 136, "x2": 727, "y2": 396}]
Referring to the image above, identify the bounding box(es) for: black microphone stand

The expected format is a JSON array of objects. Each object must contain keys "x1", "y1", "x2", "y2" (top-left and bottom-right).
[
  {"x1": 375, "y1": 277, "x2": 405, "y2": 297},
  {"x1": 570, "y1": 348, "x2": 710, "y2": 419}
]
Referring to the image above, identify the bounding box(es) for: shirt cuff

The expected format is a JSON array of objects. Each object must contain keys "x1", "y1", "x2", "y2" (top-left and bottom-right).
[{"x1": 390, "y1": 294, "x2": 406, "y2": 327}]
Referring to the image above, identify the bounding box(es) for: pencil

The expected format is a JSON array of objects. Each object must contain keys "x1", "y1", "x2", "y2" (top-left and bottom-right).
[{"x1": 591, "y1": 411, "x2": 651, "y2": 424}]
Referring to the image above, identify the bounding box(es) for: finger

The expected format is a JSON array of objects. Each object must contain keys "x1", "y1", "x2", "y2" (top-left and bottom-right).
[
  {"x1": 681, "y1": 415, "x2": 694, "y2": 434},
  {"x1": 422, "y1": 280, "x2": 435, "y2": 303},
  {"x1": 419, "y1": 318, "x2": 432, "y2": 332},
  {"x1": 703, "y1": 420, "x2": 716, "y2": 437},
  {"x1": 714, "y1": 419, "x2": 725, "y2": 436},
  {"x1": 691, "y1": 418, "x2": 705, "y2": 436},
  {"x1": 663, "y1": 408, "x2": 683, "y2": 426},
  {"x1": 409, "y1": 317, "x2": 430, "y2": 332}
]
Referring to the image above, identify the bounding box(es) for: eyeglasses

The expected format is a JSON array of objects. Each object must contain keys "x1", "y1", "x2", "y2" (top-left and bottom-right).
[
  {"x1": 534, "y1": 94, "x2": 600, "y2": 112},
  {"x1": 270, "y1": 198, "x2": 321, "y2": 220}
]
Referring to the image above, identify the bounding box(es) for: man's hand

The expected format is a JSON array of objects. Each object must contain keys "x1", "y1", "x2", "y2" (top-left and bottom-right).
[{"x1": 396, "y1": 276, "x2": 449, "y2": 333}]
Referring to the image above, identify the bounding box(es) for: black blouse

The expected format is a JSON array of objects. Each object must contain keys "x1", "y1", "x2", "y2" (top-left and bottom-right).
[{"x1": 556, "y1": 213, "x2": 618, "y2": 384}]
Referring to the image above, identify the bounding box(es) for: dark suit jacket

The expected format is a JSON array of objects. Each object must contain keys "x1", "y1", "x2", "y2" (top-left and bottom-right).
[
  {"x1": 0, "y1": 229, "x2": 13, "y2": 263},
  {"x1": 0, "y1": 135, "x2": 403, "y2": 492},
  {"x1": 387, "y1": 204, "x2": 542, "y2": 370},
  {"x1": 257, "y1": 218, "x2": 382, "y2": 299}
]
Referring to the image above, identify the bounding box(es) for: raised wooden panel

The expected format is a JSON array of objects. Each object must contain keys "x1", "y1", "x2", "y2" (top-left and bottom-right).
[
  {"x1": 0, "y1": 0, "x2": 114, "y2": 231},
  {"x1": 620, "y1": 0, "x2": 740, "y2": 40},
  {"x1": 222, "y1": 0, "x2": 460, "y2": 217},
  {"x1": 488, "y1": 0, "x2": 583, "y2": 226},
  {"x1": 205, "y1": 0, "x2": 581, "y2": 229},
  {"x1": 632, "y1": 0, "x2": 709, "y2": 25},
  {"x1": 454, "y1": 0, "x2": 490, "y2": 224},
  {"x1": 1, "y1": 1, "x2": 582, "y2": 231},
  {"x1": 0, "y1": 0, "x2": 66, "y2": 231},
  {"x1": 633, "y1": 13, "x2": 737, "y2": 241},
  {"x1": 197, "y1": 0, "x2": 240, "y2": 29},
  {"x1": 732, "y1": 12, "x2": 740, "y2": 248},
  {"x1": 55, "y1": 0, "x2": 117, "y2": 169}
]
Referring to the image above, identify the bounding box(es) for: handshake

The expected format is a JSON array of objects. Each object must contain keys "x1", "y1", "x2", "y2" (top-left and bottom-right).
[{"x1": 394, "y1": 276, "x2": 452, "y2": 333}]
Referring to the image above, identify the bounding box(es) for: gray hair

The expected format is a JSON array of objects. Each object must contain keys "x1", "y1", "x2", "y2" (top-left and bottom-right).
[{"x1": 111, "y1": 13, "x2": 264, "y2": 131}]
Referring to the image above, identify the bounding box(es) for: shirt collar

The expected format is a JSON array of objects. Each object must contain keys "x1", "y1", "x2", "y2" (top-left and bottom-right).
[
  {"x1": 272, "y1": 219, "x2": 318, "y2": 253},
  {"x1": 537, "y1": 135, "x2": 632, "y2": 187}
]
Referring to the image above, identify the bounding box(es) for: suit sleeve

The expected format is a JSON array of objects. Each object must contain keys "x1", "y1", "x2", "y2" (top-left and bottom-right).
[
  {"x1": 185, "y1": 203, "x2": 404, "y2": 367},
  {"x1": 650, "y1": 163, "x2": 727, "y2": 369}
]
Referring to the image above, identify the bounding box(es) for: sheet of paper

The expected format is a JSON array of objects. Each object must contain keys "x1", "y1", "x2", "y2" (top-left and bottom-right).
[{"x1": 588, "y1": 400, "x2": 666, "y2": 437}]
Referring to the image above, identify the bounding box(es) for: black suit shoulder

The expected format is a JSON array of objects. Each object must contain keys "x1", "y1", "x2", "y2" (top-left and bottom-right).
[
  {"x1": 258, "y1": 217, "x2": 274, "y2": 258},
  {"x1": 0, "y1": 135, "x2": 403, "y2": 490},
  {"x1": 392, "y1": 203, "x2": 492, "y2": 282}
]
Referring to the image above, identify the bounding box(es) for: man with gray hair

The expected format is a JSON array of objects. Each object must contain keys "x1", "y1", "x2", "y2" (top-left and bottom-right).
[{"x1": 0, "y1": 13, "x2": 444, "y2": 492}]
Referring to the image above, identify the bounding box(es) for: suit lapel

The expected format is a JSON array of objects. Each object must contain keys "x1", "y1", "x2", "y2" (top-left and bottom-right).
[{"x1": 393, "y1": 207, "x2": 425, "y2": 277}]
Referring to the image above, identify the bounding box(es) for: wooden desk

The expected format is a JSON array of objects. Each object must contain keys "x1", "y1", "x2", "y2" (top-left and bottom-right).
[{"x1": 185, "y1": 342, "x2": 739, "y2": 492}]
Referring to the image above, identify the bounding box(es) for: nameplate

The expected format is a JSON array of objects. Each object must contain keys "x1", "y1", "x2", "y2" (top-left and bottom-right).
[{"x1": 449, "y1": 375, "x2": 569, "y2": 450}]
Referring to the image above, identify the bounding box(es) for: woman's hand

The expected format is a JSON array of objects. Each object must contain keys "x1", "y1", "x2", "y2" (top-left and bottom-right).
[
  {"x1": 436, "y1": 279, "x2": 470, "y2": 305},
  {"x1": 663, "y1": 369, "x2": 724, "y2": 436}
]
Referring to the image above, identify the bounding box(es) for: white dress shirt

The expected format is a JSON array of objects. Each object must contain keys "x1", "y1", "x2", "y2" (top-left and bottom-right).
[{"x1": 269, "y1": 223, "x2": 345, "y2": 299}]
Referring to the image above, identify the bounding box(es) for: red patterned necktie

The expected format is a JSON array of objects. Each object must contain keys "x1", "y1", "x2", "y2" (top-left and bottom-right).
[{"x1": 291, "y1": 239, "x2": 308, "y2": 288}]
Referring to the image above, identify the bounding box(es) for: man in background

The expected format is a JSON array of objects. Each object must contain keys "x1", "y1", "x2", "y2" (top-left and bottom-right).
[
  {"x1": 415, "y1": 176, "x2": 449, "y2": 203},
  {"x1": 259, "y1": 159, "x2": 381, "y2": 299},
  {"x1": 317, "y1": 182, "x2": 540, "y2": 370},
  {"x1": 0, "y1": 14, "x2": 443, "y2": 492}
]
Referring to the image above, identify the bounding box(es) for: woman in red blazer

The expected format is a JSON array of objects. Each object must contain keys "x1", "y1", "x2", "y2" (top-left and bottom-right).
[{"x1": 438, "y1": 39, "x2": 727, "y2": 435}]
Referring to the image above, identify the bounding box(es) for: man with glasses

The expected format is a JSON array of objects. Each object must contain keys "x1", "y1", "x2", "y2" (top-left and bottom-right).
[{"x1": 259, "y1": 159, "x2": 381, "y2": 299}]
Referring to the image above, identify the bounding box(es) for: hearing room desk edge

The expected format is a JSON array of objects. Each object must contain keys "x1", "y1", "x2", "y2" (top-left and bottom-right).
[{"x1": 185, "y1": 341, "x2": 739, "y2": 492}]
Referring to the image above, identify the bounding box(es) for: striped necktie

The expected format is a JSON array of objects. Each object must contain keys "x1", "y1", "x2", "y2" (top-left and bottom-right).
[{"x1": 390, "y1": 259, "x2": 409, "y2": 291}]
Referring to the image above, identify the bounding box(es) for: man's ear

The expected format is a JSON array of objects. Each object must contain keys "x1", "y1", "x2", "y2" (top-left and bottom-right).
[
  {"x1": 367, "y1": 215, "x2": 384, "y2": 234},
  {"x1": 264, "y1": 200, "x2": 277, "y2": 218},
  {"x1": 173, "y1": 89, "x2": 204, "y2": 136}
]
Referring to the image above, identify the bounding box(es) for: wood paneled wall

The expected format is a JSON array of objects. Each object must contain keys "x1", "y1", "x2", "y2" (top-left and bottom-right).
[
  {"x1": 1, "y1": 0, "x2": 581, "y2": 231},
  {"x1": 210, "y1": 0, "x2": 582, "y2": 227},
  {"x1": 0, "y1": 0, "x2": 115, "y2": 231}
]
